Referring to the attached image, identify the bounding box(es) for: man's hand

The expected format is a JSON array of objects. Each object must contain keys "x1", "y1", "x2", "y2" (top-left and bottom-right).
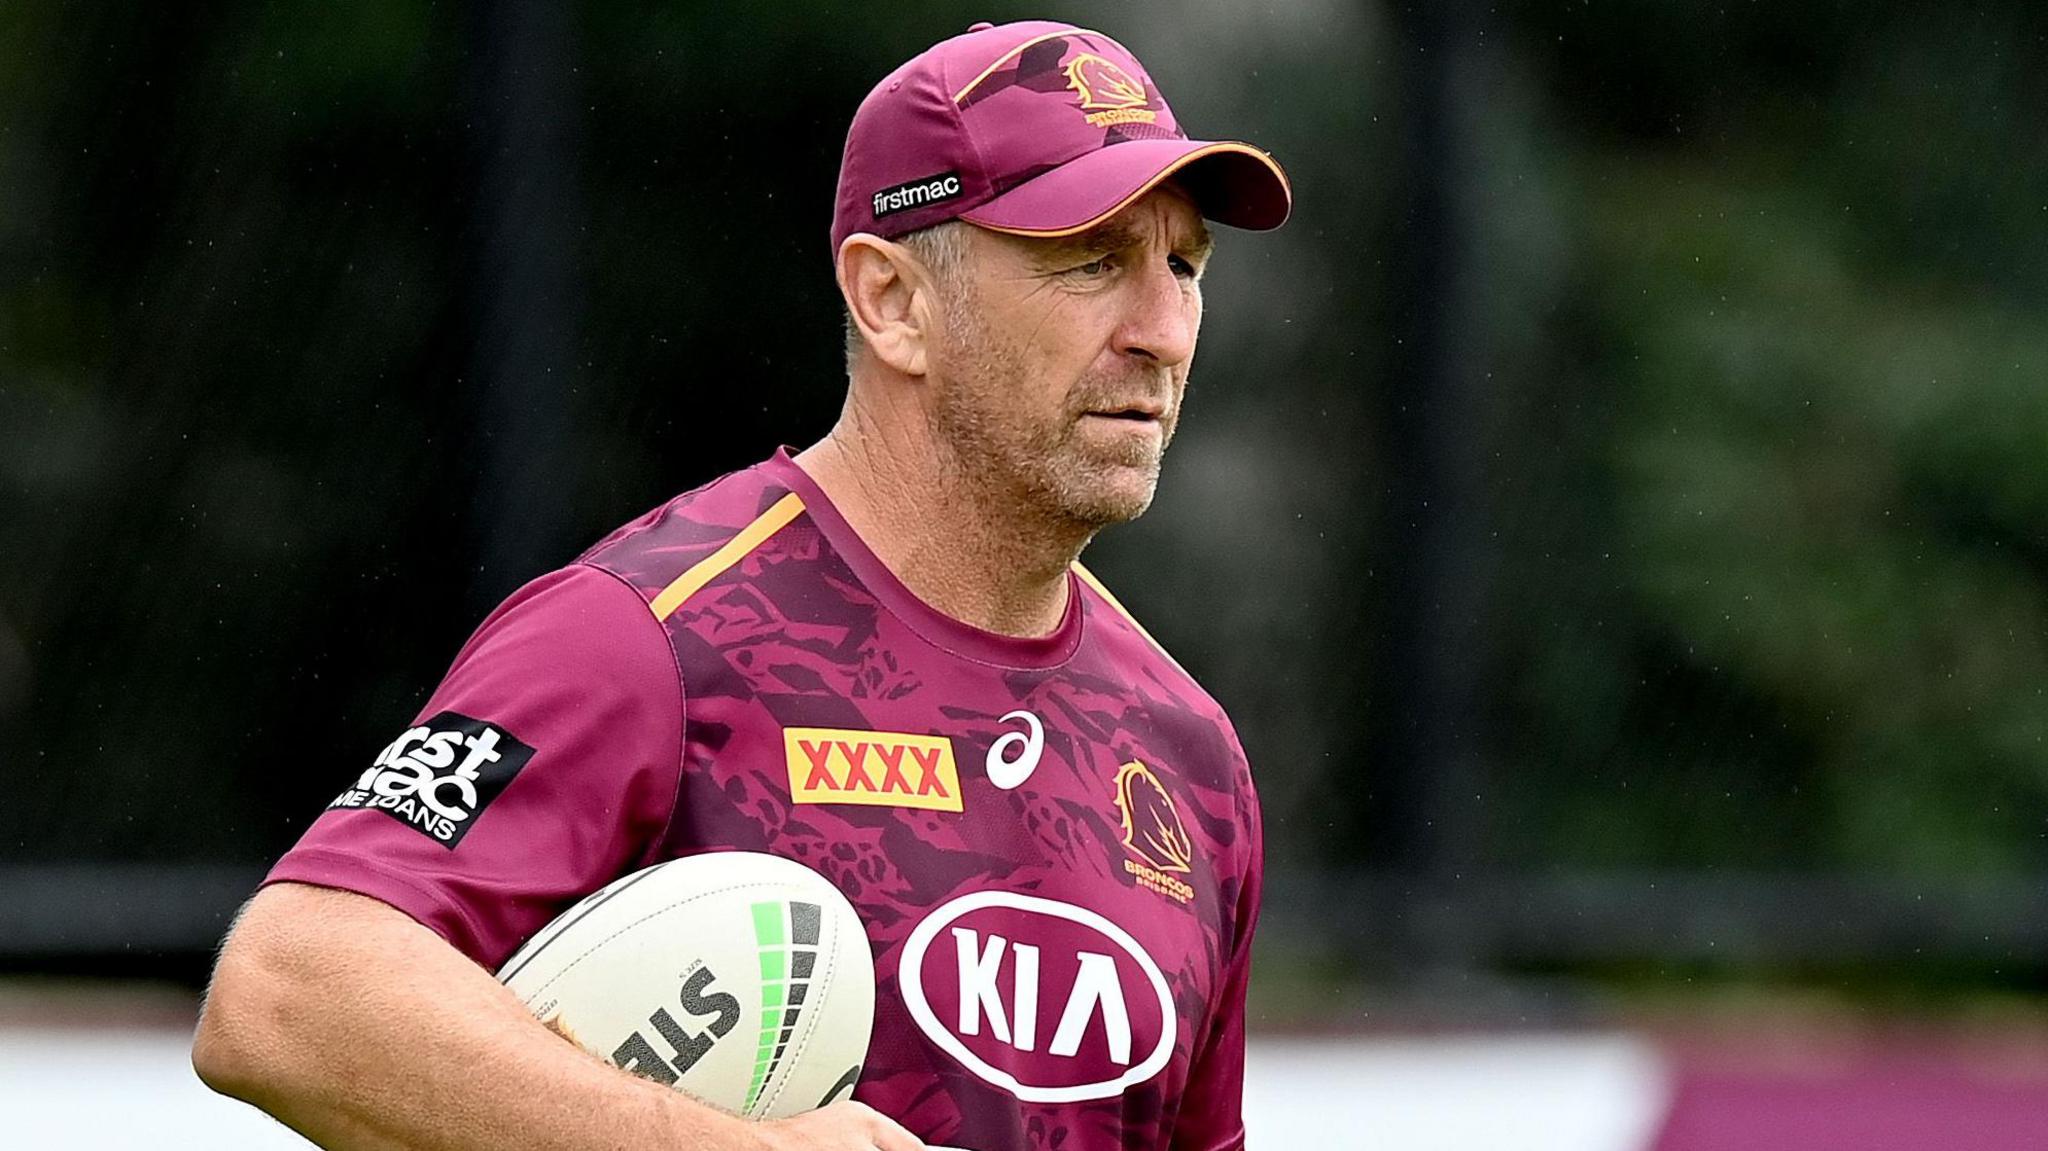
[
  {"x1": 195, "y1": 882, "x2": 850, "y2": 1151},
  {"x1": 755, "y1": 1100, "x2": 928, "y2": 1151}
]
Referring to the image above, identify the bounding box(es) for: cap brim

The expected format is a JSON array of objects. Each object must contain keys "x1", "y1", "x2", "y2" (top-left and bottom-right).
[{"x1": 960, "y1": 138, "x2": 1291, "y2": 238}]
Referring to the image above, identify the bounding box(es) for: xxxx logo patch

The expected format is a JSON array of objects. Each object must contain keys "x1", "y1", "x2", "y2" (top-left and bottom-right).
[{"x1": 782, "y1": 728, "x2": 963, "y2": 813}]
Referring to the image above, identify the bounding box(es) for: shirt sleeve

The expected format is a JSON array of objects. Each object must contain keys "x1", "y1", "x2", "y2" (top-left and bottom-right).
[
  {"x1": 1171, "y1": 747, "x2": 1264, "y2": 1151},
  {"x1": 263, "y1": 561, "x2": 684, "y2": 971}
]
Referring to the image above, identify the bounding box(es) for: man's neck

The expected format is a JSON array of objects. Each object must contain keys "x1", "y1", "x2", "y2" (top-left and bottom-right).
[{"x1": 794, "y1": 418, "x2": 1089, "y2": 639}]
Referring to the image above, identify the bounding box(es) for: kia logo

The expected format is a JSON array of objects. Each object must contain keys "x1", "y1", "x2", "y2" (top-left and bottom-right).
[{"x1": 898, "y1": 891, "x2": 1175, "y2": 1103}]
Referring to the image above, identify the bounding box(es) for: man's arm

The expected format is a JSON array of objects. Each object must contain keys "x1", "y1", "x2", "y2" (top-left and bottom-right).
[{"x1": 193, "y1": 882, "x2": 920, "y2": 1151}]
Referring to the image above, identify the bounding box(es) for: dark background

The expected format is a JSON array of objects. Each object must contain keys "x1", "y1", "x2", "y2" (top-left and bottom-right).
[{"x1": 4, "y1": 1, "x2": 2046, "y2": 1024}]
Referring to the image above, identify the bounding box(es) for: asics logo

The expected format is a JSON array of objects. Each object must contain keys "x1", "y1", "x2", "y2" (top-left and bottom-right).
[{"x1": 984, "y1": 710, "x2": 1044, "y2": 790}]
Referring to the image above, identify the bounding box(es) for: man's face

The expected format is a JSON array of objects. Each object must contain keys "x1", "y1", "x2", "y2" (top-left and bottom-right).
[{"x1": 925, "y1": 186, "x2": 1213, "y2": 529}]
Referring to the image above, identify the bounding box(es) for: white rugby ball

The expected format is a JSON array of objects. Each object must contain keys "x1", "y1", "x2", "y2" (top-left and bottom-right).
[{"x1": 496, "y1": 851, "x2": 874, "y2": 1120}]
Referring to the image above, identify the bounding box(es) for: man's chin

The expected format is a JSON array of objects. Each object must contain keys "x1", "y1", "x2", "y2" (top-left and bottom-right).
[
  {"x1": 1090, "y1": 488, "x2": 1157, "y2": 525},
  {"x1": 1052, "y1": 461, "x2": 1161, "y2": 527}
]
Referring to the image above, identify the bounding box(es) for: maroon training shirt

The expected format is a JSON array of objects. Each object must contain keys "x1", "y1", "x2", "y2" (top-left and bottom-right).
[{"x1": 268, "y1": 449, "x2": 1264, "y2": 1151}]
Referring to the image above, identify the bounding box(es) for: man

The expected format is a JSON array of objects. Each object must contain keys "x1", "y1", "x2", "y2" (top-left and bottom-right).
[{"x1": 194, "y1": 19, "x2": 1289, "y2": 1151}]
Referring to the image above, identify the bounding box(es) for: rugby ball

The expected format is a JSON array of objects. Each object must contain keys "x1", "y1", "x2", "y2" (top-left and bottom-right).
[{"x1": 496, "y1": 851, "x2": 874, "y2": 1120}]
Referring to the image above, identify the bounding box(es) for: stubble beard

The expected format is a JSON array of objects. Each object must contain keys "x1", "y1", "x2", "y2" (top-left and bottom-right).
[{"x1": 927, "y1": 288, "x2": 1178, "y2": 535}]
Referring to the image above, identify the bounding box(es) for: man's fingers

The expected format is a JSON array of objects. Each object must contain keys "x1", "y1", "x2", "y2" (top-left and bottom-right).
[
  {"x1": 855, "y1": 1103, "x2": 927, "y2": 1151},
  {"x1": 754, "y1": 1099, "x2": 931, "y2": 1151}
]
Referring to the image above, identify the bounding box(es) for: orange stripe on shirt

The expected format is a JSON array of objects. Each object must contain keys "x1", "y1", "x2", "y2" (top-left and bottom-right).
[
  {"x1": 1072, "y1": 561, "x2": 1191, "y2": 680},
  {"x1": 649, "y1": 492, "x2": 805, "y2": 621}
]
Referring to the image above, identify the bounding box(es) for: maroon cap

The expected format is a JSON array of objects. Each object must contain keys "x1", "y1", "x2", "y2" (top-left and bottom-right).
[{"x1": 831, "y1": 20, "x2": 1291, "y2": 257}]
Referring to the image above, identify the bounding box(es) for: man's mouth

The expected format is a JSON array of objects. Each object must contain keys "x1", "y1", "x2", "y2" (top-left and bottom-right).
[{"x1": 1082, "y1": 402, "x2": 1165, "y2": 422}]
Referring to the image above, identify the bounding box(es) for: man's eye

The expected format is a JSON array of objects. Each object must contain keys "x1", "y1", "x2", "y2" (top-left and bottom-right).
[
  {"x1": 1073, "y1": 256, "x2": 1113, "y2": 275},
  {"x1": 1169, "y1": 255, "x2": 1198, "y2": 279}
]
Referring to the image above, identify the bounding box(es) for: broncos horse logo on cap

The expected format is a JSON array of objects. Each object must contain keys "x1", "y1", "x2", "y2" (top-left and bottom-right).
[{"x1": 1064, "y1": 53, "x2": 1158, "y2": 128}]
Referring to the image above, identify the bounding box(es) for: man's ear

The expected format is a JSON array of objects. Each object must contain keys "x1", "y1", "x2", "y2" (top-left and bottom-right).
[{"x1": 837, "y1": 234, "x2": 937, "y2": 377}]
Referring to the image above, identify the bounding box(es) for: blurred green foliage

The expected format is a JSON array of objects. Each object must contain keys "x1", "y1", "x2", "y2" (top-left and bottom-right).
[{"x1": 1488, "y1": 2, "x2": 2048, "y2": 876}]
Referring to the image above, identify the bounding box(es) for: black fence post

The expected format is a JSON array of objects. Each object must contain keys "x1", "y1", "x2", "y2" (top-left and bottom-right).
[{"x1": 464, "y1": 0, "x2": 585, "y2": 612}]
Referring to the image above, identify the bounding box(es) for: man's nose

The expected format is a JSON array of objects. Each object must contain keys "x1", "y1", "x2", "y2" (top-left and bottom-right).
[{"x1": 1113, "y1": 257, "x2": 1198, "y2": 367}]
